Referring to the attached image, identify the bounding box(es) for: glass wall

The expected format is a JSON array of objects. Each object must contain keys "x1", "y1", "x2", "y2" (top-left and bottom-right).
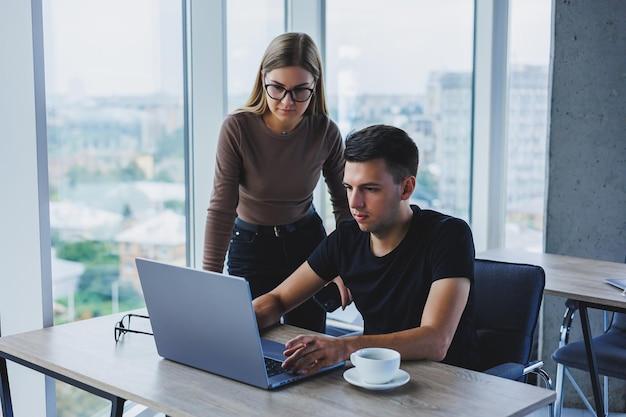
[
  {"x1": 326, "y1": 0, "x2": 475, "y2": 221},
  {"x1": 504, "y1": 0, "x2": 551, "y2": 251},
  {"x1": 43, "y1": 0, "x2": 185, "y2": 414},
  {"x1": 44, "y1": 0, "x2": 185, "y2": 324}
]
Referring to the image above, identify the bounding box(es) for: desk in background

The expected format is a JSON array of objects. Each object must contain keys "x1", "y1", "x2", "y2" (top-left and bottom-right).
[
  {"x1": 0, "y1": 310, "x2": 554, "y2": 417},
  {"x1": 478, "y1": 249, "x2": 626, "y2": 417}
]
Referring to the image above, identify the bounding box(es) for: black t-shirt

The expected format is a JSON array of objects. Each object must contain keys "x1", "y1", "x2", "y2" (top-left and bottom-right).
[{"x1": 308, "y1": 205, "x2": 479, "y2": 369}]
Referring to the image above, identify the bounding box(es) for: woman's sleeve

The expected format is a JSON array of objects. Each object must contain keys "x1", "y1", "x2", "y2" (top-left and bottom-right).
[
  {"x1": 322, "y1": 120, "x2": 352, "y2": 225},
  {"x1": 203, "y1": 116, "x2": 242, "y2": 271}
]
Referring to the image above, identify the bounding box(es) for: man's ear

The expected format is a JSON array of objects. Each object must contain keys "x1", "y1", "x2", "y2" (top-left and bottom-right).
[{"x1": 400, "y1": 176, "x2": 416, "y2": 200}]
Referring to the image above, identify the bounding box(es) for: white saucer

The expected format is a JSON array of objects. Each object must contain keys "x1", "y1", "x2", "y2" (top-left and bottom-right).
[{"x1": 343, "y1": 368, "x2": 410, "y2": 390}]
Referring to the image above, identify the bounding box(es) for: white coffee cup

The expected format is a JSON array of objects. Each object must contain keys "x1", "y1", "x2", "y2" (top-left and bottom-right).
[{"x1": 350, "y1": 347, "x2": 401, "y2": 384}]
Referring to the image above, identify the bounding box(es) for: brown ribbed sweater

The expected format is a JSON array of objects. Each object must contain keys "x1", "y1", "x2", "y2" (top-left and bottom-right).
[{"x1": 202, "y1": 112, "x2": 351, "y2": 272}]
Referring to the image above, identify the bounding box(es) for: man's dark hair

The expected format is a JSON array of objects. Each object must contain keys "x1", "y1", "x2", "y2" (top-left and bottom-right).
[{"x1": 344, "y1": 124, "x2": 419, "y2": 183}]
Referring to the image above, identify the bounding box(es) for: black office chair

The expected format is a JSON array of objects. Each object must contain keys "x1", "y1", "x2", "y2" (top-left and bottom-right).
[
  {"x1": 551, "y1": 303, "x2": 626, "y2": 417},
  {"x1": 473, "y1": 259, "x2": 552, "y2": 390}
]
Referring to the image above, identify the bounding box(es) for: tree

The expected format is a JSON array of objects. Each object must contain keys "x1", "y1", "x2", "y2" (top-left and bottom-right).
[{"x1": 120, "y1": 160, "x2": 146, "y2": 181}]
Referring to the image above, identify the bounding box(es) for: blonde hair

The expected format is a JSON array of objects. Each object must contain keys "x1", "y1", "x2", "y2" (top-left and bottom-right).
[{"x1": 236, "y1": 32, "x2": 328, "y2": 116}]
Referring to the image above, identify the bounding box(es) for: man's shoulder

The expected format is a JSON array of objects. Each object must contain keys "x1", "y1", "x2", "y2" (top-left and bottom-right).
[
  {"x1": 410, "y1": 206, "x2": 472, "y2": 242},
  {"x1": 323, "y1": 218, "x2": 362, "y2": 249},
  {"x1": 336, "y1": 217, "x2": 359, "y2": 233},
  {"x1": 412, "y1": 206, "x2": 469, "y2": 228}
]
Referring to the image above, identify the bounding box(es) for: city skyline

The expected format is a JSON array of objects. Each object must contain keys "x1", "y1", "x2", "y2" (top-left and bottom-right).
[{"x1": 42, "y1": 0, "x2": 550, "y2": 97}]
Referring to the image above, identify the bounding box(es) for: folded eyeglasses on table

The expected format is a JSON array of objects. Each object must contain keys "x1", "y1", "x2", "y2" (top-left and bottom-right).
[{"x1": 114, "y1": 313, "x2": 153, "y2": 343}]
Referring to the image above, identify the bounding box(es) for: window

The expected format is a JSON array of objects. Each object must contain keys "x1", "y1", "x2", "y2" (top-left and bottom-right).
[
  {"x1": 504, "y1": 0, "x2": 551, "y2": 251},
  {"x1": 43, "y1": 0, "x2": 185, "y2": 414},
  {"x1": 326, "y1": 0, "x2": 475, "y2": 221},
  {"x1": 45, "y1": 0, "x2": 185, "y2": 322}
]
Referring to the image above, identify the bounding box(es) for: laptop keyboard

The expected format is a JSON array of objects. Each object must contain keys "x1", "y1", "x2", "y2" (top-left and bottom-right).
[{"x1": 264, "y1": 357, "x2": 287, "y2": 377}]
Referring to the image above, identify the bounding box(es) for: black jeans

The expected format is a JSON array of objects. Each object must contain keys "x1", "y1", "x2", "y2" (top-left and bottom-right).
[{"x1": 227, "y1": 211, "x2": 327, "y2": 333}]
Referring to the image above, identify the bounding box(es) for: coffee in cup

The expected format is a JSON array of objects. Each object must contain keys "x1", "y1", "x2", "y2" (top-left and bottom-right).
[{"x1": 350, "y1": 347, "x2": 401, "y2": 384}]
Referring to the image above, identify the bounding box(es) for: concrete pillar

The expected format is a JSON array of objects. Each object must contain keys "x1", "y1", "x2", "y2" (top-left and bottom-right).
[{"x1": 544, "y1": 0, "x2": 626, "y2": 411}]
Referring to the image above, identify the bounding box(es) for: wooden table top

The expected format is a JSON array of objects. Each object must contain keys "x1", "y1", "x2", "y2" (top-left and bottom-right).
[
  {"x1": 478, "y1": 249, "x2": 626, "y2": 310},
  {"x1": 0, "y1": 311, "x2": 555, "y2": 417}
]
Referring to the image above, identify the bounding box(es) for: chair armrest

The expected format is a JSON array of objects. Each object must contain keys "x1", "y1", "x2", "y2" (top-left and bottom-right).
[
  {"x1": 484, "y1": 362, "x2": 525, "y2": 380},
  {"x1": 525, "y1": 359, "x2": 553, "y2": 389},
  {"x1": 485, "y1": 360, "x2": 552, "y2": 389},
  {"x1": 524, "y1": 359, "x2": 544, "y2": 375}
]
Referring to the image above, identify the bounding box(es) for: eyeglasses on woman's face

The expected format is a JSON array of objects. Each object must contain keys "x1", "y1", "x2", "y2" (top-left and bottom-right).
[{"x1": 264, "y1": 82, "x2": 315, "y2": 102}]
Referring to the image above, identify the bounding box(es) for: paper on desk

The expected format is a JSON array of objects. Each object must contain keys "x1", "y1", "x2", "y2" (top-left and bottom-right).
[{"x1": 604, "y1": 278, "x2": 626, "y2": 295}]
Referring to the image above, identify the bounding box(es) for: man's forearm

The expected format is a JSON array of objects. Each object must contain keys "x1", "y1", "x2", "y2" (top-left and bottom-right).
[{"x1": 340, "y1": 326, "x2": 452, "y2": 362}]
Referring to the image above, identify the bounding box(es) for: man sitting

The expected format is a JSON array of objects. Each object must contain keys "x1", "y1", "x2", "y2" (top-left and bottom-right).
[{"x1": 253, "y1": 124, "x2": 478, "y2": 374}]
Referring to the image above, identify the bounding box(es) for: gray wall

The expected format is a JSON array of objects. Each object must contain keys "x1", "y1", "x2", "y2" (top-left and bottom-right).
[{"x1": 543, "y1": 0, "x2": 626, "y2": 411}]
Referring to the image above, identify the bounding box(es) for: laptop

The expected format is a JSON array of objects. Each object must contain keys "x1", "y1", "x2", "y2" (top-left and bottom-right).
[
  {"x1": 605, "y1": 278, "x2": 626, "y2": 293},
  {"x1": 135, "y1": 257, "x2": 345, "y2": 389}
]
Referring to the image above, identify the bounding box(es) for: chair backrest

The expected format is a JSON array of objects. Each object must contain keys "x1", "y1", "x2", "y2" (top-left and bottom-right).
[
  {"x1": 473, "y1": 259, "x2": 546, "y2": 372},
  {"x1": 610, "y1": 312, "x2": 626, "y2": 333}
]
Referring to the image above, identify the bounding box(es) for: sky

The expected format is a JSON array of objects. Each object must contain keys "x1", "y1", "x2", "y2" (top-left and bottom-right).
[
  {"x1": 43, "y1": 0, "x2": 181, "y2": 96},
  {"x1": 42, "y1": 0, "x2": 552, "y2": 97}
]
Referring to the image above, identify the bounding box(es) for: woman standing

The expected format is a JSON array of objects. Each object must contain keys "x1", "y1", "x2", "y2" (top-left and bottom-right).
[{"x1": 203, "y1": 32, "x2": 351, "y2": 332}]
